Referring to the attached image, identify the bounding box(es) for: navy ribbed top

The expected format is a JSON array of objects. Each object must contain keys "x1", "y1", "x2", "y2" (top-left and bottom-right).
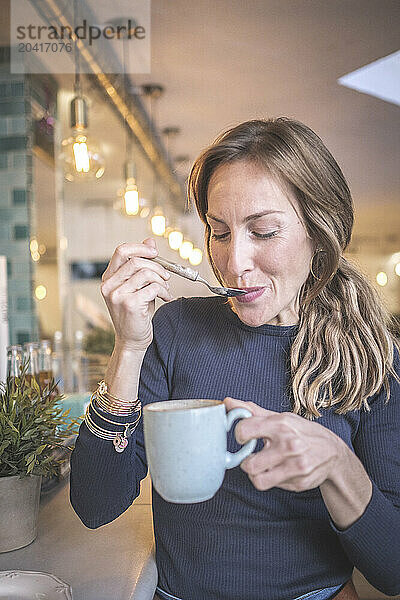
[{"x1": 70, "y1": 296, "x2": 400, "y2": 600}]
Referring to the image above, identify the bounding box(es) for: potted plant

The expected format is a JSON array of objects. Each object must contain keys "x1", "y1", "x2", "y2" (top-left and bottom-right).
[{"x1": 0, "y1": 367, "x2": 78, "y2": 552}]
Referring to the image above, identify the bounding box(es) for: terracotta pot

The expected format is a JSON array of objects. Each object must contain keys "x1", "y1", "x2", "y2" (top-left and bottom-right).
[{"x1": 0, "y1": 474, "x2": 42, "y2": 552}]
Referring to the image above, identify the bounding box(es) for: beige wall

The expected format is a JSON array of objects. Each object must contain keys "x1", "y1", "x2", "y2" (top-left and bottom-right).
[
  {"x1": 348, "y1": 203, "x2": 400, "y2": 314},
  {"x1": 34, "y1": 262, "x2": 62, "y2": 337},
  {"x1": 64, "y1": 200, "x2": 213, "y2": 336}
]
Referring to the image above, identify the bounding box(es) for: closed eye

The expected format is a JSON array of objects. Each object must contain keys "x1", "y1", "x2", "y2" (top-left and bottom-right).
[
  {"x1": 253, "y1": 230, "x2": 279, "y2": 239},
  {"x1": 210, "y1": 230, "x2": 279, "y2": 241}
]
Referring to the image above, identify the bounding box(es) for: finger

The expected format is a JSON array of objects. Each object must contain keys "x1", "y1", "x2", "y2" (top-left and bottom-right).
[
  {"x1": 102, "y1": 240, "x2": 158, "y2": 281},
  {"x1": 136, "y1": 281, "x2": 173, "y2": 304},
  {"x1": 127, "y1": 268, "x2": 170, "y2": 292},
  {"x1": 105, "y1": 269, "x2": 170, "y2": 304},
  {"x1": 109, "y1": 280, "x2": 172, "y2": 312},
  {"x1": 102, "y1": 257, "x2": 170, "y2": 293},
  {"x1": 248, "y1": 455, "x2": 322, "y2": 492},
  {"x1": 241, "y1": 435, "x2": 304, "y2": 477},
  {"x1": 143, "y1": 237, "x2": 157, "y2": 249},
  {"x1": 279, "y1": 463, "x2": 327, "y2": 493},
  {"x1": 235, "y1": 413, "x2": 298, "y2": 445},
  {"x1": 224, "y1": 397, "x2": 275, "y2": 418}
]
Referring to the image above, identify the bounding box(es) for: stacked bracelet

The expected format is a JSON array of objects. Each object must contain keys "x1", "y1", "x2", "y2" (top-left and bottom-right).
[
  {"x1": 95, "y1": 380, "x2": 140, "y2": 416},
  {"x1": 84, "y1": 380, "x2": 142, "y2": 452}
]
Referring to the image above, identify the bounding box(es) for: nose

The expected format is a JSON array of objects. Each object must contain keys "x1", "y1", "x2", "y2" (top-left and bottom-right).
[{"x1": 225, "y1": 234, "x2": 254, "y2": 280}]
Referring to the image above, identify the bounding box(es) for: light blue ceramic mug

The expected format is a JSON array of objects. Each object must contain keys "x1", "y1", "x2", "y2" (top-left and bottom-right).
[{"x1": 143, "y1": 399, "x2": 257, "y2": 503}]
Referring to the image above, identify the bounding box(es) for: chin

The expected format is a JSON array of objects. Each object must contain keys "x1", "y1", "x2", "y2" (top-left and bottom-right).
[
  {"x1": 240, "y1": 315, "x2": 267, "y2": 327},
  {"x1": 231, "y1": 303, "x2": 275, "y2": 327}
]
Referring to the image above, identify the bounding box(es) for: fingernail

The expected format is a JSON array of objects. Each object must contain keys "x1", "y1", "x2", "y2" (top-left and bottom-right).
[{"x1": 150, "y1": 247, "x2": 157, "y2": 254}]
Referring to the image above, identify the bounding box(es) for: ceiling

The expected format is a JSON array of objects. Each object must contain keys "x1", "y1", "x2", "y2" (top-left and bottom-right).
[
  {"x1": 1, "y1": 1, "x2": 400, "y2": 222},
  {"x1": 1, "y1": 0, "x2": 399, "y2": 314},
  {"x1": 127, "y1": 0, "x2": 400, "y2": 209}
]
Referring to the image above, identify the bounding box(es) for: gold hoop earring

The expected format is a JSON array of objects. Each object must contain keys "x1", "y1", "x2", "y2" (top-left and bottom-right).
[{"x1": 310, "y1": 250, "x2": 323, "y2": 281}]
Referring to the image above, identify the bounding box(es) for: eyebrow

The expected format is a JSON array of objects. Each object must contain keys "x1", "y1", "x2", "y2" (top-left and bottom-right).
[{"x1": 205, "y1": 210, "x2": 285, "y2": 224}]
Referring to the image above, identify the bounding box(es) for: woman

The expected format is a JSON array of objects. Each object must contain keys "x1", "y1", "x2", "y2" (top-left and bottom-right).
[{"x1": 70, "y1": 118, "x2": 400, "y2": 600}]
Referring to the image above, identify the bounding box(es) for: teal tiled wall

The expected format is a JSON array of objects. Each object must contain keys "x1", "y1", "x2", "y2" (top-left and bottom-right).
[{"x1": 0, "y1": 67, "x2": 38, "y2": 345}]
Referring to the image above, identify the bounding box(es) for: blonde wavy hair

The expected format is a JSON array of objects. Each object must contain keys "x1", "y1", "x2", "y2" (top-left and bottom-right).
[{"x1": 188, "y1": 117, "x2": 399, "y2": 419}]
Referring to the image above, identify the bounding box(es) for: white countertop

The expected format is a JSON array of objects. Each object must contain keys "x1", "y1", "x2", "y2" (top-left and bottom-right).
[
  {"x1": 0, "y1": 476, "x2": 157, "y2": 600},
  {"x1": 0, "y1": 475, "x2": 395, "y2": 600}
]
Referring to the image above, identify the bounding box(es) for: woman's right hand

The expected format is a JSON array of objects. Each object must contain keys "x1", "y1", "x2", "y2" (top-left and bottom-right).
[{"x1": 101, "y1": 238, "x2": 172, "y2": 350}]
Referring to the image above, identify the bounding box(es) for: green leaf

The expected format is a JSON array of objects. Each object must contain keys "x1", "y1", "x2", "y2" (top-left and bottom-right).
[{"x1": 0, "y1": 363, "x2": 80, "y2": 477}]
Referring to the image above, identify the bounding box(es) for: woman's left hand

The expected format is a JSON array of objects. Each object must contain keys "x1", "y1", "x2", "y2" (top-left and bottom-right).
[{"x1": 224, "y1": 396, "x2": 344, "y2": 493}]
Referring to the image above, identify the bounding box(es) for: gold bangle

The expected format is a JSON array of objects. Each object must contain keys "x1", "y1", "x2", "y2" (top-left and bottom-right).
[
  {"x1": 98, "y1": 380, "x2": 138, "y2": 404},
  {"x1": 94, "y1": 391, "x2": 140, "y2": 416},
  {"x1": 98, "y1": 380, "x2": 118, "y2": 398},
  {"x1": 89, "y1": 400, "x2": 141, "y2": 429},
  {"x1": 95, "y1": 381, "x2": 140, "y2": 415},
  {"x1": 85, "y1": 402, "x2": 141, "y2": 453},
  {"x1": 85, "y1": 411, "x2": 120, "y2": 440},
  {"x1": 85, "y1": 412, "x2": 128, "y2": 452}
]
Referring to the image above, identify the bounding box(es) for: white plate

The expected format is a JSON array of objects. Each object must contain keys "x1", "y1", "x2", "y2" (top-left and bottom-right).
[{"x1": 0, "y1": 571, "x2": 73, "y2": 599}]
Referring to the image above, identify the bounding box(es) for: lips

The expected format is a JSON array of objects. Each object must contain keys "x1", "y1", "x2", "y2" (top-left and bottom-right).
[{"x1": 234, "y1": 286, "x2": 267, "y2": 303}]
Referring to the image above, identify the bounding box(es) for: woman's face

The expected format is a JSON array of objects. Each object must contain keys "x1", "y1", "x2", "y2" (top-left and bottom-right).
[{"x1": 206, "y1": 161, "x2": 314, "y2": 327}]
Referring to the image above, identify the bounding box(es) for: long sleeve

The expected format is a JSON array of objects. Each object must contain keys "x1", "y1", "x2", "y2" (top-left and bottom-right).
[
  {"x1": 330, "y1": 349, "x2": 400, "y2": 595},
  {"x1": 69, "y1": 299, "x2": 181, "y2": 529},
  {"x1": 69, "y1": 418, "x2": 147, "y2": 528},
  {"x1": 70, "y1": 295, "x2": 400, "y2": 599}
]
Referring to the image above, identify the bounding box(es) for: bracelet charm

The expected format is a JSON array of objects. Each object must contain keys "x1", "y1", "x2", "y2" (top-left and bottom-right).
[
  {"x1": 84, "y1": 385, "x2": 142, "y2": 452},
  {"x1": 113, "y1": 434, "x2": 129, "y2": 452}
]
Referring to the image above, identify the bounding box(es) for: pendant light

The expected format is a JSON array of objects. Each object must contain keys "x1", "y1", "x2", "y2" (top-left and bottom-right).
[
  {"x1": 151, "y1": 208, "x2": 166, "y2": 236},
  {"x1": 61, "y1": 0, "x2": 105, "y2": 182},
  {"x1": 189, "y1": 248, "x2": 203, "y2": 266},
  {"x1": 118, "y1": 22, "x2": 140, "y2": 217},
  {"x1": 123, "y1": 159, "x2": 139, "y2": 216},
  {"x1": 168, "y1": 228, "x2": 184, "y2": 250},
  {"x1": 165, "y1": 213, "x2": 184, "y2": 251},
  {"x1": 179, "y1": 240, "x2": 194, "y2": 260},
  {"x1": 61, "y1": 89, "x2": 105, "y2": 182},
  {"x1": 146, "y1": 178, "x2": 165, "y2": 236}
]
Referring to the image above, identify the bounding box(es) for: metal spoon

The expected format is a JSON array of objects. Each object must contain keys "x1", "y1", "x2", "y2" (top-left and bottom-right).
[{"x1": 152, "y1": 256, "x2": 246, "y2": 297}]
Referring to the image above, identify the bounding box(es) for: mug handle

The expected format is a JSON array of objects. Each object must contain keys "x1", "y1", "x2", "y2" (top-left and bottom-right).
[{"x1": 225, "y1": 408, "x2": 257, "y2": 469}]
